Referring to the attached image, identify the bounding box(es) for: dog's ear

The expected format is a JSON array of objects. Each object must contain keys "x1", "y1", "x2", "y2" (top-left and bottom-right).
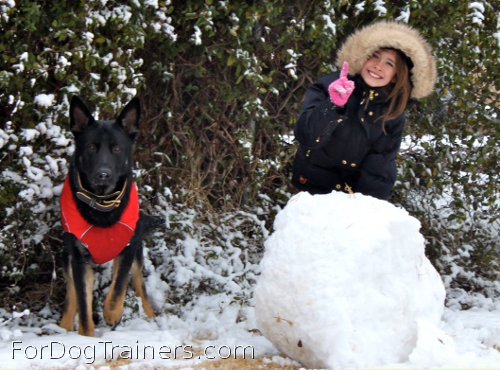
[
  {"x1": 117, "y1": 97, "x2": 140, "y2": 140},
  {"x1": 70, "y1": 96, "x2": 94, "y2": 135}
]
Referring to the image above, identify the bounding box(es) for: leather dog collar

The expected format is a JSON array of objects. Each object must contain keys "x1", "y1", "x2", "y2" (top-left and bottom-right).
[{"x1": 75, "y1": 173, "x2": 128, "y2": 212}]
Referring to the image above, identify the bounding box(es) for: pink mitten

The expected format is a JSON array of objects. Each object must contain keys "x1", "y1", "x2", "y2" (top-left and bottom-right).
[{"x1": 328, "y1": 61, "x2": 355, "y2": 107}]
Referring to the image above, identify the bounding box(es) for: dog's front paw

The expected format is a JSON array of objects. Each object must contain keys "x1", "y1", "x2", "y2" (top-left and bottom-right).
[
  {"x1": 78, "y1": 323, "x2": 95, "y2": 337},
  {"x1": 104, "y1": 296, "x2": 125, "y2": 328},
  {"x1": 59, "y1": 317, "x2": 75, "y2": 332},
  {"x1": 141, "y1": 299, "x2": 157, "y2": 319}
]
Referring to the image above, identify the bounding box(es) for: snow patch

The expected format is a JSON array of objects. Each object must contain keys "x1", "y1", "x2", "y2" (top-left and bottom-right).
[{"x1": 34, "y1": 94, "x2": 55, "y2": 108}]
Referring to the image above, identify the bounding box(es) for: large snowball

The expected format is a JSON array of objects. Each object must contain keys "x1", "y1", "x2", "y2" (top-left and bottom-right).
[{"x1": 255, "y1": 191, "x2": 446, "y2": 369}]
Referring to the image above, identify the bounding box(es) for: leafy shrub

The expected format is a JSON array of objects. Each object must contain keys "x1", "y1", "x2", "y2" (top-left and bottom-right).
[{"x1": 0, "y1": 1, "x2": 498, "y2": 309}]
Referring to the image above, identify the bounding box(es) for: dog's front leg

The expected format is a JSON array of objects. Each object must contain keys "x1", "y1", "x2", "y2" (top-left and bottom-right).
[
  {"x1": 104, "y1": 242, "x2": 136, "y2": 327},
  {"x1": 73, "y1": 247, "x2": 95, "y2": 337},
  {"x1": 76, "y1": 263, "x2": 95, "y2": 337},
  {"x1": 61, "y1": 233, "x2": 95, "y2": 336},
  {"x1": 59, "y1": 233, "x2": 77, "y2": 332}
]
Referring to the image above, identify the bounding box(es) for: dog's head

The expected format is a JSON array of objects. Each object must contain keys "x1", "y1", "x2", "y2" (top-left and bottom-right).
[{"x1": 69, "y1": 96, "x2": 140, "y2": 195}]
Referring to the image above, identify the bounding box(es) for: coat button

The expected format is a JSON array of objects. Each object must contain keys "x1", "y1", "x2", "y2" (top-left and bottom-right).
[
  {"x1": 335, "y1": 184, "x2": 342, "y2": 190},
  {"x1": 341, "y1": 160, "x2": 347, "y2": 165},
  {"x1": 368, "y1": 111, "x2": 374, "y2": 116},
  {"x1": 315, "y1": 137, "x2": 321, "y2": 143},
  {"x1": 351, "y1": 163, "x2": 357, "y2": 168},
  {"x1": 299, "y1": 176, "x2": 308, "y2": 185},
  {"x1": 306, "y1": 150, "x2": 311, "y2": 157},
  {"x1": 361, "y1": 117, "x2": 365, "y2": 123},
  {"x1": 337, "y1": 118, "x2": 343, "y2": 123}
]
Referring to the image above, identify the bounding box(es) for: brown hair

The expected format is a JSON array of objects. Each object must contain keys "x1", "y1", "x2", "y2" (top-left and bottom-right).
[{"x1": 380, "y1": 48, "x2": 412, "y2": 124}]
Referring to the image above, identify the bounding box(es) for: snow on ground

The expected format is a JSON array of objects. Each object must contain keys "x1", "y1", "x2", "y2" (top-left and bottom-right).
[
  {"x1": 0, "y1": 191, "x2": 499, "y2": 369},
  {"x1": 0, "y1": 295, "x2": 281, "y2": 369},
  {"x1": 0, "y1": 302, "x2": 498, "y2": 369}
]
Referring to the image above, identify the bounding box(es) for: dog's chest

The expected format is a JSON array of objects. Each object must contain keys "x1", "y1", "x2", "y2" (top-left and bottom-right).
[{"x1": 60, "y1": 178, "x2": 140, "y2": 264}]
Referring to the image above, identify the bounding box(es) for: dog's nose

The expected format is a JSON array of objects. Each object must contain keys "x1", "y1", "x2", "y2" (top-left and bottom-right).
[{"x1": 97, "y1": 170, "x2": 112, "y2": 180}]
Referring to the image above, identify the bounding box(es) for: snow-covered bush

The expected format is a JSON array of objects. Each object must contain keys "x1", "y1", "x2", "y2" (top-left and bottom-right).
[
  {"x1": 0, "y1": 1, "x2": 498, "y2": 311},
  {"x1": 390, "y1": 1, "x2": 499, "y2": 301},
  {"x1": 396, "y1": 132, "x2": 499, "y2": 305},
  {"x1": 0, "y1": 0, "x2": 176, "y2": 293}
]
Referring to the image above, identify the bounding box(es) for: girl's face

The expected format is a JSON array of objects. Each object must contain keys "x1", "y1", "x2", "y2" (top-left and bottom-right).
[{"x1": 360, "y1": 49, "x2": 398, "y2": 88}]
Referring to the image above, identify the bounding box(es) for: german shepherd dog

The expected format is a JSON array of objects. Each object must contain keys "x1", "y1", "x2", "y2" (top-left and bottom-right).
[{"x1": 59, "y1": 96, "x2": 163, "y2": 336}]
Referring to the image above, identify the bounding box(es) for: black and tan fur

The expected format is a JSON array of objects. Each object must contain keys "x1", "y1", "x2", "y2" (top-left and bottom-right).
[{"x1": 59, "y1": 96, "x2": 163, "y2": 336}]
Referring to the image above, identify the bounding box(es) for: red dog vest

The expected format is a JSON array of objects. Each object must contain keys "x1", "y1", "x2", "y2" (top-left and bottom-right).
[{"x1": 60, "y1": 178, "x2": 140, "y2": 264}]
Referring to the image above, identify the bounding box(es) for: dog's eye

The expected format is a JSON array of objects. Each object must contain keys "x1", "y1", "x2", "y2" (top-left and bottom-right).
[
  {"x1": 87, "y1": 143, "x2": 97, "y2": 152},
  {"x1": 112, "y1": 145, "x2": 122, "y2": 154}
]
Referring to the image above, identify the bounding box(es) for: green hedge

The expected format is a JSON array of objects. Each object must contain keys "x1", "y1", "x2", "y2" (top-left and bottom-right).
[{"x1": 0, "y1": 1, "x2": 498, "y2": 307}]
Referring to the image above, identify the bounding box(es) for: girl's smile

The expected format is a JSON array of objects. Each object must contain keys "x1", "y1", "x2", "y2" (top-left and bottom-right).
[{"x1": 360, "y1": 49, "x2": 398, "y2": 88}]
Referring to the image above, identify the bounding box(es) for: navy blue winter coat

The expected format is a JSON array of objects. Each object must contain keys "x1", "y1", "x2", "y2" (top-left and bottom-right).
[{"x1": 292, "y1": 72, "x2": 405, "y2": 200}]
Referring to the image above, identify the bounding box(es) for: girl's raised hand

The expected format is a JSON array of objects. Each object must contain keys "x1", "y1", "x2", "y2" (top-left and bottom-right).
[
  {"x1": 340, "y1": 61, "x2": 350, "y2": 79},
  {"x1": 328, "y1": 61, "x2": 355, "y2": 107}
]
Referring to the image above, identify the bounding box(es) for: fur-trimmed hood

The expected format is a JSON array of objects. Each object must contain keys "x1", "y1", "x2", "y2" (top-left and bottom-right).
[{"x1": 336, "y1": 21, "x2": 437, "y2": 99}]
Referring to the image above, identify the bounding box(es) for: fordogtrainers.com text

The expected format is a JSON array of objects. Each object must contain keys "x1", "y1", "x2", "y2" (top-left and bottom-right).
[{"x1": 12, "y1": 340, "x2": 255, "y2": 364}]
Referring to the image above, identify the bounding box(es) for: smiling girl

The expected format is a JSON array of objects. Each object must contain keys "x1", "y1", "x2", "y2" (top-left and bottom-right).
[{"x1": 292, "y1": 21, "x2": 437, "y2": 200}]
